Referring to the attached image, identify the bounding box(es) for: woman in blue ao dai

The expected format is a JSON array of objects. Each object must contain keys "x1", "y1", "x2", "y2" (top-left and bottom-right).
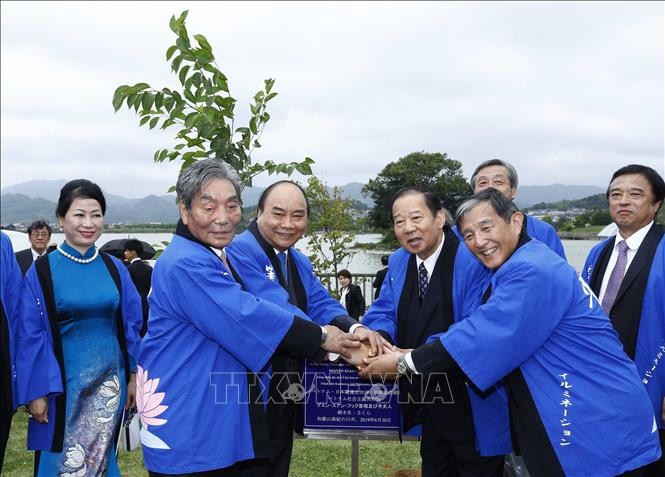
[{"x1": 16, "y1": 180, "x2": 142, "y2": 477}]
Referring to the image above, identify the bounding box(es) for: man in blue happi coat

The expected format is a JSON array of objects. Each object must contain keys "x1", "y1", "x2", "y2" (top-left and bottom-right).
[
  {"x1": 360, "y1": 187, "x2": 509, "y2": 477},
  {"x1": 361, "y1": 189, "x2": 661, "y2": 477},
  {"x1": 138, "y1": 160, "x2": 361, "y2": 476},
  {"x1": 469, "y1": 158, "x2": 566, "y2": 258},
  {"x1": 228, "y1": 180, "x2": 386, "y2": 477},
  {"x1": 583, "y1": 164, "x2": 665, "y2": 476},
  {"x1": 0, "y1": 232, "x2": 23, "y2": 471}
]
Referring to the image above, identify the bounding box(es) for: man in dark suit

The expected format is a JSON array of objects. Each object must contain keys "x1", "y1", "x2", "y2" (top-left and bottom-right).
[
  {"x1": 372, "y1": 254, "x2": 389, "y2": 299},
  {"x1": 15, "y1": 219, "x2": 53, "y2": 276},
  {"x1": 583, "y1": 164, "x2": 665, "y2": 476},
  {"x1": 361, "y1": 187, "x2": 508, "y2": 477},
  {"x1": 123, "y1": 239, "x2": 152, "y2": 337}
]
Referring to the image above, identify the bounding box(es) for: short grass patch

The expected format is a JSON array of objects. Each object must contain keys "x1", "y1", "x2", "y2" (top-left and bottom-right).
[{"x1": 5, "y1": 412, "x2": 421, "y2": 476}]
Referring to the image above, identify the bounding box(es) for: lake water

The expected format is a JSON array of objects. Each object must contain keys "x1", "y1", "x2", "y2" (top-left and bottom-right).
[{"x1": 8, "y1": 232, "x2": 599, "y2": 274}]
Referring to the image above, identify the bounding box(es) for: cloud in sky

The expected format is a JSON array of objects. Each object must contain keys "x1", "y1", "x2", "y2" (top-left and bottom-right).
[{"x1": 1, "y1": 1, "x2": 663, "y2": 197}]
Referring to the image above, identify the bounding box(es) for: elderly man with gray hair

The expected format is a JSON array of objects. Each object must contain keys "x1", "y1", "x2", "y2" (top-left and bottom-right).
[
  {"x1": 137, "y1": 159, "x2": 360, "y2": 476},
  {"x1": 469, "y1": 159, "x2": 566, "y2": 258}
]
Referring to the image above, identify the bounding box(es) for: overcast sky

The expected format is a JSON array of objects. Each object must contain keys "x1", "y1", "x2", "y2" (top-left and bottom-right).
[{"x1": 1, "y1": 1, "x2": 663, "y2": 198}]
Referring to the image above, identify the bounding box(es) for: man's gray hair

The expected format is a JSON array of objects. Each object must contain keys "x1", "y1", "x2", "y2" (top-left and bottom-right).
[
  {"x1": 469, "y1": 159, "x2": 519, "y2": 189},
  {"x1": 176, "y1": 159, "x2": 243, "y2": 211},
  {"x1": 455, "y1": 189, "x2": 520, "y2": 229}
]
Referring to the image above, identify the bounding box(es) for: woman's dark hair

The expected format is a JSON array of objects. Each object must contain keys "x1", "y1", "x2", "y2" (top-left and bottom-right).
[
  {"x1": 337, "y1": 269, "x2": 352, "y2": 280},
  {"x1": 56, "y1": 179, "x2": 106, "y2": 218}
]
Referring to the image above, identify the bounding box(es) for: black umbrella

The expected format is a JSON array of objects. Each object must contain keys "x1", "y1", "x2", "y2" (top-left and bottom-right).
[{"x1": 99, "y1": 239, "x2": 156, "y2": 260}]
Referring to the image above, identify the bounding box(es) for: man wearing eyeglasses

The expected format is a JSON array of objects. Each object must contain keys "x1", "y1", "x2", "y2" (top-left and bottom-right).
[{"x1": 15, "y1": 220, "x2": 54, "y2": 276}]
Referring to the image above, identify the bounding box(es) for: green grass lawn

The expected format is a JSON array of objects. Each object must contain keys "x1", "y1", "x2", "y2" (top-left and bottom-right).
[{"x1": 4, "y1": 411, "x2": 421, "y2": 476}]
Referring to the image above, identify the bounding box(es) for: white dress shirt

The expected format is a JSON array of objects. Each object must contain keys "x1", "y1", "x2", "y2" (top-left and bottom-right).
[
  {"x1": 598, "y1": 221, "x2": 653, "y2": 304},
  {"x1": 406, "y1": 232, "x2": 446, "y2": 374}
]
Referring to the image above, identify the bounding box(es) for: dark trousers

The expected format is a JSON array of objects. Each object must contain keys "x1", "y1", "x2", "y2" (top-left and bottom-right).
[
  {"x1": 420, "y1": 406, "x2": 504, "y2": 477},
  {"x1": 0, "y1": 409, "x2": 11, "y2": 472},
  {"x1": 643, "y1": 429, "x2": 665, "y2": 477},
  {"x1": 241, "y1": 401, "x2": 297, "y2": 477},
  {"x1": 148, "y1": 458, "x2": 267, "y2": 477}
]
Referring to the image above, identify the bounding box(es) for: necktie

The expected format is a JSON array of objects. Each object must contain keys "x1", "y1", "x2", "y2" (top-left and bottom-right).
[
  {"x1": 219, "y1": 249, "x2": 230, "y2": 270},
  {"x1": 418, "y1": 262, "x2": 428, "y2": 301},
  {"x1": 601, "y1": 240, "x2": 629, "y2": 314},
  {"x1": 277, "y1": 251, "x2": 288, "y2": 284}
]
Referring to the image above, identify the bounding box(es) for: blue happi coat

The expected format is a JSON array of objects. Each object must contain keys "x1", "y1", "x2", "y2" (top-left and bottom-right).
[
  {"x1": 138, "y1": 234, "x2": 311, "y2": 474},
  {"x1": 228, "y1": 228, "x2": 348, "y2": 327},
  {"x1": 363, "y1": 243, "x2": 512, "y2": 457},
  {"x1": 583, "y1": 233, "x2": 665, "y2": 431},
  {"x1": 1, "y1": 232, "x2": 22, "y2": 410},
  {"x1": 439, "y1": 239, "x2": 660, "y2": 476},
  {"x1": 15, "y1": 252, "x2": 142, "y2": 450},
  {"x1": 525, "y1": 215, "x2": 566, "y2": 259}
]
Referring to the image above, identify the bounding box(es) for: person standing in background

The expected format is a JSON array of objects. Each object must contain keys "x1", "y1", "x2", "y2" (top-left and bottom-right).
[
  {"x1": 337, "y1": 269, "x2": 365, "y2": 320},
  {"x1": 469, "y1": 159, "x2": 566, "y2": 258},
  {"x1": 15, "y1": 220, "x2": 54, "y2": 276},
  {"x1": 124, "y1": 239, "x2": 153, "y2": 337},
  {"x1": 372, "y1": 254, "x2": 389, "y2": 299}
]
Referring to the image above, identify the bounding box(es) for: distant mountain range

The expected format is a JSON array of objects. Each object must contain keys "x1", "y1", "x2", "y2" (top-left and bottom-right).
[
  {"x1": 514, "y1": 184, "x2": 604, "y2": 208},
  {"x1": 0, "y1": 179, "x2": 373, "y2": 225},
  {"x1": 527, "y1": 194, "x2": 608, "y2": 211},
  {"x1": 1, "y1": 179, "x2": 603, "y2": 225}
]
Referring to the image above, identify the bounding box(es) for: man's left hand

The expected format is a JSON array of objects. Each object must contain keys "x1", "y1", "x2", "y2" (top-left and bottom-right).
[{"x1": 358, "y1": 350, "x2": 401, "y2": 380}]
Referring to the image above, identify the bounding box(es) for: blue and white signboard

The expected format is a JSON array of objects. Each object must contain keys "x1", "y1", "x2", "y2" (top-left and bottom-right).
[{"x1": 303, "y1": 361, "x2": 400, "y2": 436}]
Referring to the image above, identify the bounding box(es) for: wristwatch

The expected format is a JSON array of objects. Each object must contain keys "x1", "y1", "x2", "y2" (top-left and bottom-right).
[
  {"x1": 320, "y1": 326, "x2": 328, "y2": 345},
  {"x1": 396, "y1": 353, "x2": 411, "y2": 376}
]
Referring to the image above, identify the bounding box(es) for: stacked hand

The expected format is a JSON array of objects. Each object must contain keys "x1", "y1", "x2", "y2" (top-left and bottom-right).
[
  {"x1": 321, "y1": 325, "x2": 361, "y2": 359},
  {"x1": 352, "y1": 327, "x2": 393, "y2": 357},
  {"x1": 358, "y1": 346, "x2": 414, "y2": 379}
]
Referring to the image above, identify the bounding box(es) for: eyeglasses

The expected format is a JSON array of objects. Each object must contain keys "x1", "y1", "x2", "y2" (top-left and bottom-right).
[{"x1": 30, "y1": 231, "x2": 50, "y2": 238}]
